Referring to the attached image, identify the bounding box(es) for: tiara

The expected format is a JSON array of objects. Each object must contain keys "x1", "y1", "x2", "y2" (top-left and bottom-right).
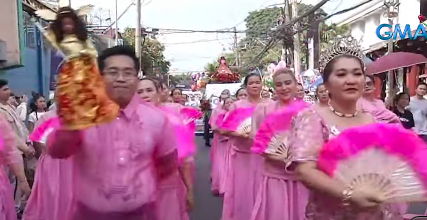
[{"x1": 319, "y1": 35, "x2": 364, "y2": 73}]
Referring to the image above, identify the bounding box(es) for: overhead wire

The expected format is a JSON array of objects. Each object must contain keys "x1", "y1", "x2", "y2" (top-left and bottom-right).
[
  {"x1": 250, "y1": 0, "x2": 374, "y2": 64},
  {"x1": 163, "y1": 38, "x2": 234, "y2": 45}
]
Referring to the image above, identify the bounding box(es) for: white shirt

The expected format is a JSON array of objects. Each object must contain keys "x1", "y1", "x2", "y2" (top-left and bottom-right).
[
  {"x1": 28, "y1": 111, "x2": 46, "y2": 123},
  {"x1": 16, "y1": 102, "x2": 27, "y2": 122}
]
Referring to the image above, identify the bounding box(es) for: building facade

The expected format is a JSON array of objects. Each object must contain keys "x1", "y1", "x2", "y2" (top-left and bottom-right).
[
  {"x1": 336, "y1": 0, "x2": 421, "y2": 54},
  {"x1": 0, "y1": 0, "x2": 55, "y2": 98}
]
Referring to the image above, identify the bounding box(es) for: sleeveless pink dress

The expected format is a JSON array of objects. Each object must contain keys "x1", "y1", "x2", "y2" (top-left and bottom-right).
[
  {"x1": 155, "y1": 103, "x2": 191, "y2": 220},
  {"x1": 249, "y1": 101, "x2": 308, "y2": 220},
  {"x1": 209, "y1": 104, "x2": 229, "y2": 194},
  {"x1": 221, "y1": 99, "x2": 274, "y2": 220},
  {"x1": 23, "y1": 110, "x2": 74, "y2": 220}
]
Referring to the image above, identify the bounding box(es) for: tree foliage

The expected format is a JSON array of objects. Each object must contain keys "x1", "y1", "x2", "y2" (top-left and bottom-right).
[
  {"x1": 121, "y1": 28, "x2": 170, "y2": 76},
  {"x1": 168, "y1": 73, "x2": 193, "y2": 87},
  {"x1": 204, "y1": 3, "x2": 347, "y2": 73}
]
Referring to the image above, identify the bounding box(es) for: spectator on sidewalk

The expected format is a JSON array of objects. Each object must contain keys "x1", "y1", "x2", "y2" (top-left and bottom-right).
[{"x1": 408, "y1": 82, "x2": 427, "y2": 142}]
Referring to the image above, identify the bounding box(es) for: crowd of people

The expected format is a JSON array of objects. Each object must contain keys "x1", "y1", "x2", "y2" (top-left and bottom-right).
[{"x1": 1, "y1": 4, "x2": 427, "y2": 220}]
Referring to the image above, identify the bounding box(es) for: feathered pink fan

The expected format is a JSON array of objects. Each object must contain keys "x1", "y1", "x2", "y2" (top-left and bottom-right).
[
  {"x1": 318, "y1": 123, "x2": 427, "y2": 202},
  {"x1": 161, "y1": 107, "x2": 197, "y2": 160},
  {"x1": 181, "y1": 107, "x2": 202, "y2": 129},
  {"x1": 214, "y1": 113, "x2": 226, "y2": 128},
  {"x1": 252, "y1": 101, "x2": 308, "y2": 155},
  {"x1": 221, "y1": 107, "x2": 255, "y2": 133},
  {"x1": 29, "y1": 117, "x2": 61, "y2": 144}
]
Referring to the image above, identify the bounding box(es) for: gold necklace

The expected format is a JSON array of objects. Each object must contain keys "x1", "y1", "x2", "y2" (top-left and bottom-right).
[{"x1": 329, "y1": 105, "x2": 358, "y2": 118}]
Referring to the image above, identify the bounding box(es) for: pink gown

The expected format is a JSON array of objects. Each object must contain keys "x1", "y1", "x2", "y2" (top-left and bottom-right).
[
  {"x1": 289, "y1": 108, "x2": 404, "y2": 219},
  {"x1": 222, "y1": 99, "x2": 274, "y2": 220},
  {"x1": 209, "y1": 104, "x2": 229, "y2": 194},
  {"x1": 156, "y1": 103, "x2": 191, "y2": 220},
  {"x1": 0, "y1": 115, "x2": 21, "y2": 220},
  {"x1": 249, "y1": 101, "x2": 308, "y2": 220},
  {"x1": 23, "y1": 110, "x2": 74, "y2": 220}
]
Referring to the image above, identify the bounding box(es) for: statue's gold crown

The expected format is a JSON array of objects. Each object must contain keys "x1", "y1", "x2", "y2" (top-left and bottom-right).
[{"x1": 319, "y1": 35, "x2": 364, "y2": 74}]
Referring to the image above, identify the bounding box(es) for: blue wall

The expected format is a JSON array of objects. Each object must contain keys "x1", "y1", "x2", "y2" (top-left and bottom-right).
[{"x1": 1, "y1": 11, "x2": 51, "y2": 98}]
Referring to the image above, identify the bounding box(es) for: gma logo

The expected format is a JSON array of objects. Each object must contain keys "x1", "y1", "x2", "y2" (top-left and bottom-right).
[{"x1": 376, "y1": 23, "x2": 427, "y2": 40}]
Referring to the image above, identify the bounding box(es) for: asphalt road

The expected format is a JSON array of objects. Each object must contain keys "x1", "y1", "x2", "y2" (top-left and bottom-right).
[
  {"x1": 190, "y1": 137, "x2": 223, "y2": 220},
  {"x1": 189, "y1": 137, "x2": 427, "y2": 220}
]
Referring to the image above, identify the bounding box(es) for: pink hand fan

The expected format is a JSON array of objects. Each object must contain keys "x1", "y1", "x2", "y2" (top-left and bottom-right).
[
  {"x1": 318, "y1": 123, "x2": 427, "y2": 202},
  {"x1": 221, "y1": 107, "x2": 255, "y2": 133},
  {"x1": 29, "y1": 117, "x2": 61, "y2": 144},
  {"x1": 252, "y1": 101, "x2": 308, "y2": 155},
  {"x1": 214, "y1": 113, "x2": 226, "y2": 128},
  {"x1": 161, "y1": 107, "x2": 197, "y2": 160},
  {"x1": 181, "y1": 107, "x2": 202, "y2": 125}
]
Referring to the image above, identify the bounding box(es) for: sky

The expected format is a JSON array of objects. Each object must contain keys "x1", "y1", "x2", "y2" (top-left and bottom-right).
[{"x1": 70, "y1": 0, "x2": 359, "y2": 73}]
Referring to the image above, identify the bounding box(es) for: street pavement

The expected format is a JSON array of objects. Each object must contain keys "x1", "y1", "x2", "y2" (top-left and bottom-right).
[{"x1": 190, "y1": 137, "x2": 223, "y2": 220}]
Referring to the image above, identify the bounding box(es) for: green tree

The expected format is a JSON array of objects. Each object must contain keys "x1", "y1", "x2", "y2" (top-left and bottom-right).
[
  {"x1": 169, "y1": 73, "x2": 193, "y2": 88},
  {"x1": 204, "y1": 4, "x2": 346, "y2": 73},
  {"x1": 121, "y1": 27, "x2": 170, "y2": 76}
]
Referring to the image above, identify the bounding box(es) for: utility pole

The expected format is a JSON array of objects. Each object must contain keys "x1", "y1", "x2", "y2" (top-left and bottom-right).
[
  {"x1": 135, "y1": 0, "x2": 142, "y2": 74},
  {"x1": 291, "y1": 0, "x2": 301, "y2": 80},
  {"x1": 233, "y1": 27, "x2": 239, "y2": 67},
  {"x1": 282, "y1": 0, "x2": 290, "y2": 63},
  {"x1": 384, "y1": 0, "x2": 400, "y2": 99},
  {"x1": 114, "y1": 0, "x2": 118, "y2": 45}
]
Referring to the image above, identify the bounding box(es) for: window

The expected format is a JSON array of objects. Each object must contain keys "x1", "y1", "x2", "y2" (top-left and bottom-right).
[{"x1": 23, "y1": 11, "x2": 36, "y2": 48}]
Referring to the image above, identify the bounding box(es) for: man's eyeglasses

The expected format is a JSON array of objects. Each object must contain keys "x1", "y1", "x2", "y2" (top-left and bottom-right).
[{"x1": 103, "y1": 71, "x2": 137, "y2": 80}]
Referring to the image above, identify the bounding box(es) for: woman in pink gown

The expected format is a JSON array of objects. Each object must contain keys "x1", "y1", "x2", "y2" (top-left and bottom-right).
[
  {"x1": 209, "y1": 89, "x2": 230, "y2": 195},
  {"x1": 23, "y1": 108, "x2": 74, "y2": 220},
  {"x1": 137, "y1": 78, "x2": 194, "y2": 220},
  {"x1": 0, "y1": 115, "x2": 31, "y2": 220},
  {"x1": 289, "y1": 53, "x2": 404, "y2": 219},
  {"x1": 357, "y1": 75, "x2": 400, "y2": 124},
  {"x1": 250, "y1": 69, "x2": 308, "y2": 220},
  {"x1": 222, "y1": 73, "x2": 274, "y2": 220},
  {"x1": 210, "y1": 96, "x2": 234, "y2": 196}
]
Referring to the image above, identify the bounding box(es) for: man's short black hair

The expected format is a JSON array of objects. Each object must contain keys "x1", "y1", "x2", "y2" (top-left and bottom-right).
[
  {"x1": 97, "y1": 46, "x2": 140, "y2": 73},
  {"x1": 417, "y1": 82, "x2": 427, "y2": 89},
  {"x1": 0, "y1": 79, "x2": 8, "y2": 89}
]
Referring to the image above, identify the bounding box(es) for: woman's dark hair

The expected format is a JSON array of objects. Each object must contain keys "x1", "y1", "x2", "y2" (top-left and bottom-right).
[
  {"x1": 30, "y1": 94, "x2": 45, "y2": 112},
  {"x1": 170, "y1": 88, "x2": 182, "y2": 96},
  {"x1": 0, "y1": 79, "x2": 8, "y2": 89},
  {"x1": 235, "y1": 88, "x2": 245, "y2": 98},
  {"x1": 222, "y1": 97, "x2": 233, "y2": 105},
  {"x1": 365, "y1": 75, "x2": 375, "y2": 83},
  {"x1": 315, "y1": 83, "x2": 325, "y2": 94},
  {"x1": 50, "y1": 7, "x2": 88, "y2": 43},
  {"x1": 243, "y1": 73, "x2": 261, "y2": 86},
  {"x1": 393, "y1": 92, "x2": 409, "y2": 106},
  {"x1": 322, "y1": 55, "x2": 364, "y2": 83},
  {"x1": 98, "y1": 46, "x2": 140, "y2": 73},
  {"x1": 140, "y1": 77, "x2": 161, "y2": 92}
]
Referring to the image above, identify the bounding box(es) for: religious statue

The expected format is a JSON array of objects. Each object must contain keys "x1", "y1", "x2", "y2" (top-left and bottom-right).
[{"x1": 32, "y1": 0, "x2": 119, "y2": 130}]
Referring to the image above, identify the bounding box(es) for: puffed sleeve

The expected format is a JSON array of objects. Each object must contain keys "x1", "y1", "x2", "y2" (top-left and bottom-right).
[
  {"x1": 289, "y1": 109, "x2": 326, "y2": 162},
  {"x1": 0, "y1": 115, "x2": 22, "y2": 166}
]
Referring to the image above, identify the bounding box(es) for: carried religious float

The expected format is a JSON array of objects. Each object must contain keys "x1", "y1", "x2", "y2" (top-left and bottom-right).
[{"x1": 209, "y1": 57, "x2": 240, "y2": 83}]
